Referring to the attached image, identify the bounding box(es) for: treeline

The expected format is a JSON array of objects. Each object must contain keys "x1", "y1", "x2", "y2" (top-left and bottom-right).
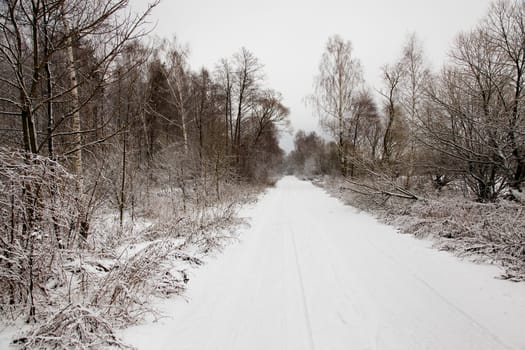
[
  {"x1": 0, "y1": 0, "x2": 288, "y2": 233},
  {"x1": 0, "y1": 0, "x2": 289, "y2": 339},
  {"x1": 289, "y1": 0, "x2": 524, "y2": 202}
]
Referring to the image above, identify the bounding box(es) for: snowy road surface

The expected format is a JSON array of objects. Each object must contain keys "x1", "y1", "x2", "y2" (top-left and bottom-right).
[{"x1": 121, "y1": 176, "x2": 525, "y2": 350}]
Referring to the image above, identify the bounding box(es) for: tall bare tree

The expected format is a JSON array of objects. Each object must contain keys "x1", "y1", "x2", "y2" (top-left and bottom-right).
[
  {"x1": 162, "y1": 39, "x2": 192, "y2": 153},
  {"x1": 215, "y1": 58, "x2": 234, "y2": 150},
  {"x1": 380, "y1": 62, "x2": 407, "y2": 166},
  {"x1": 309, "y1": 35, "x2": 364, "y2": 176},
  {"x1": 232, "y1": 47, "x2": 263, "y2": 165},
  {"x1": 399, "y1": 34, "x2": 430, "y2": 185}
]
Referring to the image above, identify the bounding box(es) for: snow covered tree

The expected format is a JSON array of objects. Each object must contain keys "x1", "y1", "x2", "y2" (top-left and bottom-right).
[{"x1": 421, "y1": 0, "x2": 525, "y2": 201}]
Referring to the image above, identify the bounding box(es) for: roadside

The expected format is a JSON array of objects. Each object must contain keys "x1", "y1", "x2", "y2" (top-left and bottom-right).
[
  {"x1": 118, "y1": 177, "x2": 525, "y2": 350},
  {"x1": 317, "y1": 176, "x2": 525, "y2": 282},
  {"x1": 0, "y1": 174, "x2": 262, "y2": 350}
]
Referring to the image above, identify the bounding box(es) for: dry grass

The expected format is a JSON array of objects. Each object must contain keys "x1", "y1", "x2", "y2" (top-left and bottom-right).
[
  {"x1": 18, "y1": 304, "x2": 130, "y2": 350},
  {"x1": 0, "y1": 148, "x2": 263, "y2": 349}
]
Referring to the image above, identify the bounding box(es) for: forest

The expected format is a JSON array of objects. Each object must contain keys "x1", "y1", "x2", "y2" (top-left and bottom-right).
[
  {"x1": 0, "y1": 0, "x2": 288, "y2": 347},
  {"x1": 0, "y1": 0, "x2": 524, "y2": 348}
]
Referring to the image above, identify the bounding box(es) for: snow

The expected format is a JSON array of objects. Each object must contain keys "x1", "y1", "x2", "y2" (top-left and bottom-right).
[
  {"x1": 119, "y1": 176, "x2": 525, "y2": 349},
  {"x1": 0, "y1": 323, "x2": 27, "y2": 350}
]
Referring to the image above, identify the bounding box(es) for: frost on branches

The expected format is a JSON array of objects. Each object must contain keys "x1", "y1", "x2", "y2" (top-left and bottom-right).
[
  {"x1": 0, "y1": 149, "x2": 82, "y2": 322},
  {"x1": 323, "y1": 176, "x2": 525, "y2": 282},
  {"x1": 0, "y1": 148, "x2": 252, "y2": 349}
]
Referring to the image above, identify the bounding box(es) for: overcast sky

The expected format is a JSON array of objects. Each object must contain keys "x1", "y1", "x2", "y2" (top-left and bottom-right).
[{"x1": 131, "y1": 0, "x2": 493, "y2": 152}]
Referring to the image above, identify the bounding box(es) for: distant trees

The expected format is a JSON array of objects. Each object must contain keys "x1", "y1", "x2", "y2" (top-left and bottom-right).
[
  {"x1": 214, "y1": 47, "x2": 286, "y2": 182},
  {"x1": 242, "y1": 89, "x2": 289, "y2": 181},
  {"x1": 306, "y1": 34, "x2": 414, "y2": 179},
  {"x1": 287, "y1": 130, "x2": 338, "y2": 177}
]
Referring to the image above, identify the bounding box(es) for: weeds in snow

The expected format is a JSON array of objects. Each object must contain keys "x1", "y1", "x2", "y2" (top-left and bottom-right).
[
  {"x1": 0, "y1": 149, "x2": 260, "y2": 348},
  {"x1": 17, "y1": 304, "x2": 131, "y2": 350}
]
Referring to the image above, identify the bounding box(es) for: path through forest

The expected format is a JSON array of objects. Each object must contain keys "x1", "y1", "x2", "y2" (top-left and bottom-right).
[{"x1": 121, "y1": 176, "x2": 525, "y2": 350}]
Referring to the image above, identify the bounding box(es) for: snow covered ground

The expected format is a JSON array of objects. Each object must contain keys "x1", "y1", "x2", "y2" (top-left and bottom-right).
[{"x1": 120, "y1": 176, "x2": 525, "y2": 350}]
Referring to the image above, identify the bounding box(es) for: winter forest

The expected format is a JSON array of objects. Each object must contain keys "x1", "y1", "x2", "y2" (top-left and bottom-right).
[{"x1": 0, "y1": 0, "x2": 524, "y2": 348}]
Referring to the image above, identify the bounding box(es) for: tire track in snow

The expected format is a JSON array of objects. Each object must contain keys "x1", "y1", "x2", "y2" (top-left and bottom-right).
[
  {"x1": 119, "y1": 177, "x2": 525, "y2": 350},
  {"x1": 289, "y1": 224, "x2": 315, "y2": 350}
]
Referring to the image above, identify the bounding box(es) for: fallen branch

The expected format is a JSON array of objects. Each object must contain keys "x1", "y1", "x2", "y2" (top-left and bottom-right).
[{"x1": 344, "y1": 178, "x2": 421, "y2": 200}]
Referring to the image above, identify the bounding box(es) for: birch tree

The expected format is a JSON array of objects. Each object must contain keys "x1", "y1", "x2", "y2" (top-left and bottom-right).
[
  {"x1": 309, "y1": 35, "x2": 364, "y2": 176},
  {"x1": 399, "y1": 34, "x2": 430, "y2": 185}
]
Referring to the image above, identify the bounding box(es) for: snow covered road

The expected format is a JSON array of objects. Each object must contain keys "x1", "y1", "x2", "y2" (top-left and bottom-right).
[{"x1": 122, "y1": 176, "x2": 525, "y2": 350}]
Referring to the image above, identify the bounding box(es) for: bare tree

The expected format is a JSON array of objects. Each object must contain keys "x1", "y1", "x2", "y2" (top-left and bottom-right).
[
  {"x1": 309, "y1": 35, "x2": 364, "y2": 176},
  {"x1": 380, "y1": 62, "x2": 408, "y2": 167},
  {"x1": 423, "y1": 29, "x2": 507, "y2": 201},
  {"x1": 347, "y1": 90, "x2": 381, "y2": 175},
  {"x1": 232, "y1": 47, "x2": 263, "y2": 165},
  {"x1": 484, "y1": 0, "x2": 525, "y2": 192},
  {"x1": 215, "y1": 58, "x2": 234, "y2": 150},
  {"x1": 399, "y1": 34, "x2": 429, "y2": 128},
  {"x1": 419, "y1": 1, "x2": 525, "y2": 201},
  {"x1": 399, "y1": 33, "x2": 430, "y2": 185},
  {"x1": 248, "y1": 89, "x2": 290, "y2": 147},
  {"x1": 0, "y1": 0, "x2": 157, "y2": 156},
  {"x1": 0, "y1": 0, "x2": 158, "y2": 241},
  {"x1": 161, "y1": 38, "x2": 192, "y2": 153}
]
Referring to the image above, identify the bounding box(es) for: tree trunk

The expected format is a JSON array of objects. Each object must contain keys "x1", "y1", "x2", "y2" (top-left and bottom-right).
[
  {"x1": 65, "y1": 40, "x2": 82, "y2": 178},
  {"x1": 21, "y1": 108, "x2": 37, "y2": 153},
  {"x1": 44, "y1": 6, "x2": 54, "y2": 159},
  {"x1": 62, "y1": 5, "x2": 87, "y2": 240}
]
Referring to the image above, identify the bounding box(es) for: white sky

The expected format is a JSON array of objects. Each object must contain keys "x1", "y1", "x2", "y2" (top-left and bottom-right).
[{"x1": 131, "y1": 0, "x2": 493, "y2": 152}]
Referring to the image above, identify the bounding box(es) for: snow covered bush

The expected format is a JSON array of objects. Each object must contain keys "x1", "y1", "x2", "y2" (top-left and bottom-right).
[
  {"x1": 0, "y1": 146, "x2": 261, "y2": 348},
  {"x1": 0, "y1": 149, "x2": 83, "y2": 321},
  {"x1": 322, "y1": 176, "x2": 525, "y2": 281},
  {"x1": 90, "y1": 239, "x2": 194, "y2": 325},
  {"x1": 18, "y1": 304, "x2": 129, "y2": 350}
]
